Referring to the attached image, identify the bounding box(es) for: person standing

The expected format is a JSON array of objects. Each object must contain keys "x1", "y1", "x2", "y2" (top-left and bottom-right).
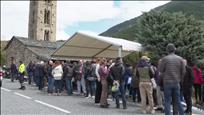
[
  {"x1": 182, "y1": 59, "x2": 194, "y2": 114},
  {"x1": 64, "y1": 61, "x2": 74, "y2": 95},
  {"x1": 46, "y1": 60, "x2": 54, "y2": 95},
  {"x1": 18, "y1": 61, "x2": 26, "y2": 90},
  {"x1": 10, "y1": 60, "x2": 18, "y2": 82},
  {"x1": 110, "y1": 57, "x2": 127, "y2": 109},
  {"x1": 38, "y1": 61, "x2": 45, "y2": 90},
  {"x1": 27, "y1": 61, "x2": 35, "y2": 85},
  {"x1": 99, "y1": 58, "x2": 109, "y2": 108},
  {"x1": 136, "y1": 56, "x2": 156, "y2": 114},
  {"x1": 74, "y1": 60, "x2": 86, "y2": 96},
  {"x1": 159, "y1": 43, "x2": 185, "y2": 115},
  {"x1": 192, "y1": 64, "x2": 203, "y2": 103},
  {"x1": 95, "y1": 58, "x2": 102, "y2": 104},
  {"x1": 85, "y1": 61, "x2": 97, "y2": 98},
  {"x1": 52, "y1": 60, "x2": 63, "y2": 96}
]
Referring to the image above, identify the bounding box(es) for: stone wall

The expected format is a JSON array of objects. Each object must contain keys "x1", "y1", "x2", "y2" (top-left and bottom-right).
[{"x1": 5, "y1": 39, "x2": 39, "y2": 67}]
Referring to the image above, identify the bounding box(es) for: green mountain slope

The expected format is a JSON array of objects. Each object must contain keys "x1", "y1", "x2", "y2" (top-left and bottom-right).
[{"x1": 100, "y1": 1, "x2": 204, "y2": 41}]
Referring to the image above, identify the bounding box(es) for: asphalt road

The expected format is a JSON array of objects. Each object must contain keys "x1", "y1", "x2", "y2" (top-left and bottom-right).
[{"x1": 1, "y1": 78, "x2": 203, "y2": 115}]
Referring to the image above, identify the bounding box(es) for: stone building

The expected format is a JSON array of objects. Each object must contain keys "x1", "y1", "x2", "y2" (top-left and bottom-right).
[
  {"x1": 4, "y1": 0, "x2": 59, "y2": 66},
  {"x1": 28, "y1": 0, "x2": 56, "y2": 42},
  {"x1": 4, "y1": 36, "x2": 63, "y2": 66}
]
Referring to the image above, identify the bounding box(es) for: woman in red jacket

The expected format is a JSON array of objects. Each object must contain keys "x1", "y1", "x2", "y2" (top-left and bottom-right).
[{"x1": 192, "y1": 65, "x2": 204, "y2": 103}]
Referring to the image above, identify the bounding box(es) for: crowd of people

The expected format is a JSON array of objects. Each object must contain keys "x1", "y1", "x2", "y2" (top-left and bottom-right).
[{"x1": 8, "y1": 43, "x2": 204, "y2": 115}]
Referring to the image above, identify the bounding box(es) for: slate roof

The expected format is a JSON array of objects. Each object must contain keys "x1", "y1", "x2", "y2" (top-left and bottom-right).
[{"x1": 4, "y1": 36, "x2": 65, "y2": 60}]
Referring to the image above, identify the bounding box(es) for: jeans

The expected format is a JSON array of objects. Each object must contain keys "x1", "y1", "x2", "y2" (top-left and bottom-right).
[
  {"x1": 131, "y1": 87, "x2": 141, "y2": 102},
  {"x1": 48, "y1": 77, "x2": 54, "y2": 93},
  {"x1": 115, "y1": 82, "x2": 126, "y2": 108},
  {"x1": 156, "y1": 86, "x2": 164, "y2": 109},
  {"x1": 65, "y1": 77, "x2": 73, "y2": 95},
  {"x1": 54, "y1": 80, "x2": 62, "y2": 93},
  {"x1": 164, "y1": 83, "x2": 184, "y2": 115},
  {"x1": 87, "y1": 80, "x2": 96, "y2": 96},
  {"x1": 77, "y1": 77, "x2": 86, "y2": 95},
  {"x1": 28, "y1": 72, "x2": 34, "y2": 85},
  {"x1": 11, "y1": 73, "x2": 17, "y2": 82}
]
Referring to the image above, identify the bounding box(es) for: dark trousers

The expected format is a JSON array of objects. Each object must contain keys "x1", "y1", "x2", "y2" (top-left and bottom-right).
[
  {"x1": 153, "y1": 88, "x2": 158, "y2": 106},
  {"x1": 48, "y1": 77, "x2": 55, "y2": 93},
  {"x1": 131, "y1": 87, "x2": 141, "y2": 102},
  {"x1": 38, "y1": 76, "x2": 44, "y2": 90},
  {"x1": 183, "y1": 88, "x2": 192, "y2": 112},
  {"x1": 65, "y1": 77, "x2": 73, "y2": 95},
  {"x1": 18, "y1": 73, "x2": 25, "y2": 87},
  {"x1": 194, "y1": 84, "x2": 202, "y2": 102},
  {"x1": 11, "y1": 73, "x2": 17, "y2": 82},
  {"x1": 95, "y1": 80, "x2": 102, "y2": 103},
  {"x1": 87, "y1": 80, "x2": 96, "y2": 96},
  {"x1": 54, "y1": 80, "x2": 62, "y2": 93},
  {"x1": 115, "y1": 82, "x2": 127, "y2": 108},
  {"x1": 28, "y1": 72, "x2": 33, "y2": 85}
]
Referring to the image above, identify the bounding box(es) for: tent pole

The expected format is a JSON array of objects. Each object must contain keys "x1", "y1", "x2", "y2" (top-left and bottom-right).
[{"x1": 118, "y1": 46, "x2": 122, "y2": 57}]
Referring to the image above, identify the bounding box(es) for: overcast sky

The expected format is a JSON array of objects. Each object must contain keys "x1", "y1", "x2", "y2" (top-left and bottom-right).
[{"x1": 1, "y1": 1, "x2": 170, "y2": 41}]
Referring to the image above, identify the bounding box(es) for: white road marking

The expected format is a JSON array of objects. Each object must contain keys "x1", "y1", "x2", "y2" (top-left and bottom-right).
[
  {"x1": 34, "y1": 100, "x2": 71, "y2": 114},
  {"x1": 1, "y1": 87, "x2": 11, "y2": 92},
  {"x1": 14, "y1": 92, "x2": 32, "y2": 99}
]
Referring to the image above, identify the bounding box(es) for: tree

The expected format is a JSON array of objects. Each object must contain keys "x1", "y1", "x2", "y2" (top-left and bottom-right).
[{"x1": 136, "y1": 11, "x2": 204, "y2": 63}]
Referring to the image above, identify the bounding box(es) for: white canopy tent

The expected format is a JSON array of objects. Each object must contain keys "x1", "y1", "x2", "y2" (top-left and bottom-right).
[{"x1": 51, "y1": 31, "x2": 142, "y2": 60}]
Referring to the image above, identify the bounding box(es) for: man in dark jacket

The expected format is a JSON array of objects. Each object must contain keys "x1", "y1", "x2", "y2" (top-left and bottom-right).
[
  {"x1": 110, "y1": 57, "x2": 126, "y2": 109},
  {"x1": 182, "y1": 59, "x2": 194, "y2": 114},
  {"x1": 10, "y1": 61, "x2": 18, "y2": 82},
  {"x1": 27, "y1": 61, "x2": 35, "y2": 85}
]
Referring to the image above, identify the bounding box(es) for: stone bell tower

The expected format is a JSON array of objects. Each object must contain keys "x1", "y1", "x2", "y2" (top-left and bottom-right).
[{"x1": 28, "y1": 0, "x2": 56, "y2": 42}]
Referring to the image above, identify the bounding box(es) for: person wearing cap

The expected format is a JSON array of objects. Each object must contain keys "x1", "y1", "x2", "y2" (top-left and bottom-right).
[
  {"x1": 159, "y1": 43, "x2": 185, "y2": 115},
  {"x1": 136, "y1": 56, "x2": 156, "y2": 114}
]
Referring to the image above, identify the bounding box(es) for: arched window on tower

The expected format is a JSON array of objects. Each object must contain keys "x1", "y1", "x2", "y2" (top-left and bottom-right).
[
  {"x1": 44, "y1": 9, "x2": 47, "y2": 24},
  {"x1": 44, "y1": 9, "x2": 50, "y2": 24},
  {"x1": 47, "y1": 10, "x2": 50, "y2": 24},
  {"x1": 44, "y1": 30, "x2": 50, "y2": 41}
]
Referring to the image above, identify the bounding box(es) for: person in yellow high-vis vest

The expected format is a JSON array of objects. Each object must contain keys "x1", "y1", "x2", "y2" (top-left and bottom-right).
[{"x1": 18, "y1": 61, "x2": 26, "y2": 90}]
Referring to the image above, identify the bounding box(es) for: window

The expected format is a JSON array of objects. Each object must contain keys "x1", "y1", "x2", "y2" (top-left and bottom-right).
[
  {"x1": 44, "y1": 30, "x2": 50, "y2": 41},
  {"x1": 44, "y1": 9, "x2": 50, "y2": 24}
]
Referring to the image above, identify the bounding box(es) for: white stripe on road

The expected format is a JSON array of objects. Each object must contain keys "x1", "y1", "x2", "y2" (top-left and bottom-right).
[
  {"x1": 14, "y1": 92, "x2": 32, "y2": 99},
  {"x1": 1, "y1": 87, "x2": 11, "y2": 92},
  {"x1": 34, "y1": 100, "x2": 71, "y2": 114}
]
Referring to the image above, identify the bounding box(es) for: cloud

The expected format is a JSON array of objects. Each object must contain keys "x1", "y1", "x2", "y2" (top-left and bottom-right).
[
  {"x1": 1, "y1": 1, "x2": 29, "y2": 40},
  {"x1": 1, "y1": 1, "x2": 170, "y2": 41},
  {"x1": 117, "y1": 1, "x2": 170, "y2": 21},
  {"x1": 57, "y1": 1, "x2": 120, "y2": 31},
  {"x1": 56, "y1": 30, "x2": 70, "y2": 41}
]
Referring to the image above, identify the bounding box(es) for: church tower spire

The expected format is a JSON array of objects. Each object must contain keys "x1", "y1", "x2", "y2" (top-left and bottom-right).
[{"x1": 28, "y1": 0, "x2": 56, "y2": 42}]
